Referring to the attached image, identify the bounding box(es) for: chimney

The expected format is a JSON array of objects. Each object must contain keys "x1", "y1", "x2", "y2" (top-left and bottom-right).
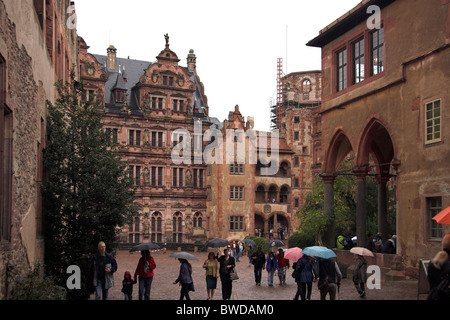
[
  {"x1": 107, "y1": 45, "x2": 117, "y2": 70},
  {"x1": 187, "y1": 49, "x2": 196, "y2": 71}
]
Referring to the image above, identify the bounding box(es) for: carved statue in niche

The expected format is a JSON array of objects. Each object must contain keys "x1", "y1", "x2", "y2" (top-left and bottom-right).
[
  {"x1": 185, "y1": 168, "x2": 192, "y2": 187},
  {"x1": 142, "y1": 212, "x2": 150, "y2": 235},
  {"x1": 143, "y1": 129, "x2": 150, "y2": 147},
  {"x1": 185, "y1": 217, "x2": 193, "y2": 235},
  {"x1": 142, "y1": 93, "x2": 151, "y2": 113},
  {"x1": 142, "y1": 167, "x2": 150, "y2": 186}
]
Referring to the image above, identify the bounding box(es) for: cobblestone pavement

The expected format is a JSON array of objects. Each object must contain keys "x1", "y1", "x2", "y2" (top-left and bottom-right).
[{"x1": 93, "y1": 250, "x2": 420, "y2": 301}]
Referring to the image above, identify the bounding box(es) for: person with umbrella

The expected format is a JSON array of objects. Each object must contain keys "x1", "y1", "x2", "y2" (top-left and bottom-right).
[
  {"x1": 293, "y1": 254, "x2": 318, "y2": 300},
  {"x1": 317, "y1": 256, "x2": 342, "y2": 300},
  {"x1": 173, "y1": 258, "x2": 194, "y2": 300},
  {"x1": 276, "y1": 248, "x2": 290, "y2": 286},
  {"x1": 352, "y1": 253, "x2": 368, "y2": 298},
  {"x1": 133, "y1": 250, "x2": 156, "y2": 300},
  {"x1": 250, "y1": 247, "x2": 266, "y2": 286}
]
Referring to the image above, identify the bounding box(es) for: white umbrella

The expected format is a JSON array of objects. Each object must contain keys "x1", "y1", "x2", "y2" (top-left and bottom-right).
[{"x1": 350, "y1": 246, "x2": 374, "y2": 257}]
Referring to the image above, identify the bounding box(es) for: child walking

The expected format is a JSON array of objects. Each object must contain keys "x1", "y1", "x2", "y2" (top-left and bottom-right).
[{"x1": 121, "y1": 271, "x2": 136, "y2": 300}]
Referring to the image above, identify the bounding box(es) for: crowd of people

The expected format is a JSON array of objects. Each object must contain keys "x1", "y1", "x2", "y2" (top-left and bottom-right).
[
  {"x1": 91, "y1": 233, "x2": 450, "y2": 301},
  {"x1": 336, "y1": 231, "x2": 397, "y2": 254}
]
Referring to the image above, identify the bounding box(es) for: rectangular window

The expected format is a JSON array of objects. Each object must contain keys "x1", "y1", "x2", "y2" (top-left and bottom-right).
[
  {"x1": 425, "y1": 99, "x2": 441, "y2": 144},
  {"x1": 172, "y1": 168, "x2": 183, "y2": 187},
  {"x1": 294, "y1": 132, "x2": 299, "y2": 141},
  {"x1": 371, "y1": 27, "x2": 384, "y2": 75},
  {"x1": 353, "y1": 38, "x2": 365, "y2": 84},
  {"x1": 294, "y1": 157, "x2": 299, "y2": 167},
  {"x1": 135, "y1": 166, "x2": 141, "y2": 186},
  {"x1": 230, "y1": 163, "x2": 244, "y2": 174},
  {"x1": 230, "y1": 186, "x2": 244, "y2": 201},
  {"x1": 230, "y1": 216, "x2": 244, "y2": 231},
  {"x1": 129, "y1": 130, "x2": 134, "y2": 146},
  {"x1": 151, "y1": 167, "x2": 156, "y2": 186},
  {"x1": 337, "y1": 48, "x2": 347, "y2": 92},
  {"x1": 158, "y1": 132, "x2": 163, "y2": 147},
  {"x1": 294, "y1": 116, "x2": 300, "y2": 124},
  {"x1": 427, "y1": 197, "x2": 442, "y2": 239},
  {"x1": 158, "y1": 167, "x2": 163, "y2": 186}
]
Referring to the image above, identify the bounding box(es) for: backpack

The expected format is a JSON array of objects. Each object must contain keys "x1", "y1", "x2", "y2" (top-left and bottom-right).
[{"x1": 373, "y1": 238, "x2": 383, "y2": 253}]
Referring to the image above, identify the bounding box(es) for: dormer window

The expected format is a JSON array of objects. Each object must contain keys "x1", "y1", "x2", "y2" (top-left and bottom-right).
[
  {"x1": 163, "y1": 75, "x2": 174, "y2": 86},
  {"x1": 115, "y1": 89, "x2": 126, "y2": 103}
]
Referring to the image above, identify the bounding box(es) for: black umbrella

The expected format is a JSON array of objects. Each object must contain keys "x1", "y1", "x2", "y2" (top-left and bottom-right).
[
  {"x1": 129, "y1": 242, "x2": 160, "y2": 252},
  {"x1": 205, "y1": 238, "x2": 230, "y2": 248},
  {"x1": 243, "y1": 239, "x2": 256, "y2": 246},
  {"x1": 266, "y1": 240, "x2": 285, "y2": 248},
  {"x1": 169, "y1": 251, "x2": 199, "y2": 261}
]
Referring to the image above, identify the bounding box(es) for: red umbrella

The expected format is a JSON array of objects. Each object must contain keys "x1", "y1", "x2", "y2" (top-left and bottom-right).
[
  {"x1": 284, "y1": 247, "x2": 303, "y2": 262},
  {"x1": 433, "y1": 206, "x2": 450, "y2": 225}
]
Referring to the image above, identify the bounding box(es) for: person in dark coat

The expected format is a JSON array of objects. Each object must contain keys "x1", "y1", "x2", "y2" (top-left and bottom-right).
[
  {"x1": 173, "y1": 259, "x2": 194, "y2": 300},
  {"x1": 427, "y1": 233, "x2": 450, "y2": 300},
  {"x1": 218, "y1": 248, "x2": 235, "y2": 300},
  {"x1": 293, "y1": 255, "x2": 318, "y2": 300},
  {"x1": 91, "y1": 241, "x2": 118, "y2": 300},
  {"x1": 121, "y1": 271, "x2": 136, "y2": 300},
  {"x1": 250, "y1": 247, "x2": 266, "y2": 286},
  {"x1": 318, "y1": 258, "x2": 342, "y2": 300}
]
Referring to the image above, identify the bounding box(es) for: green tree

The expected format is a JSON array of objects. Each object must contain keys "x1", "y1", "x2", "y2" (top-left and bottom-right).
[
  {"x1": 42, "y1": 70, "x2": 138, "y2": 299},
  {"x1": 296, "y1": 159, "x2": 396, "y2": 246}
]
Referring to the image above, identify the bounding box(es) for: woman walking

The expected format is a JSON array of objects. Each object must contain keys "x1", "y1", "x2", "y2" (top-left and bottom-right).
[
  {"x1": 294, "y1": 254, "x2": 317, "y2": 300},
  {"x1": 133, "y1": 250, "x2": 156, "y2": 300},
  {"x1": 218, "y1": 248, "x2": 235, "y2": 300},
  {"x1": 174, "y1": 258, "x2": 194, "y2": 300},
  {"x1": 203, "y1": 252, "x2": 219, "y2": 300},
  {"x1": 266, "y1": 251, "x2": 278, "y2": 286},
  {"x1": 276, "y1": 248, "x2": 290, "y2": 285}
]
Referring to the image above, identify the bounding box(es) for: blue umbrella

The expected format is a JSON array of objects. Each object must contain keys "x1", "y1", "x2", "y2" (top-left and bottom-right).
[{"x1": 302, "y1": 246, "x2": 336, "y2": 259}]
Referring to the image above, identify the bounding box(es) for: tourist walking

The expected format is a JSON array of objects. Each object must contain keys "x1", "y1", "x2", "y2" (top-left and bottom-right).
[
  {"x1": 91, "y1": 241, "x2": 117, "y2": 300},
  {"x1": 266, "y1": 251, "x2": 278, "y2": 286},
  {"x1": 276, "y1": 248, "x2": 290, "y2": 285},
  {"x1": 218, "y1": 248, "x2": 235, "y2": 300},
  {"x1": 250, "y1": 247, "x2": 266, "y2": 286},
  {"x1": 173, "y1": 258, "x2": 194, "y2": 300},
  {"x1": 317, "y1": 258, "x2": 342, "y2": 300},
  {"x1": 133, "y1": 250, "x2": 156, "y2": 300},
  {"x1": 293, "y1": 254, "x2": 317, "y2": 300},
  {"x1": 203, "y1": 252, "x2": 219, "y2": 300},
  {"x1": 353, "y1": 254, "x2": 368, "y2": 298}
]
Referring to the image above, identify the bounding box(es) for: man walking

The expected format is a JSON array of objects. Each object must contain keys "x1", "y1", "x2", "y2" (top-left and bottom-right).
[
  {"x1": 250, "y1": 247, "x2": 266, "y2": 286},
  {"x1": 92, "y1": 241, "x2": 117, "y2": 300}
]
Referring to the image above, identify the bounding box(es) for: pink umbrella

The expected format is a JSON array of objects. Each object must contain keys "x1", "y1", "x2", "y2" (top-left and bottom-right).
[
  {"x1": 284, "y1": 247, "x2": 303, "y2": 262},
  {"x1": 350, "y1": 247, "x2": 374, "y2": 257}
]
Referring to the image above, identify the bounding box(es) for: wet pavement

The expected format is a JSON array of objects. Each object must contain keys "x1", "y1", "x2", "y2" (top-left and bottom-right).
[{"x1": 92, "y1": 250, "x2": 420, "y2": 301}]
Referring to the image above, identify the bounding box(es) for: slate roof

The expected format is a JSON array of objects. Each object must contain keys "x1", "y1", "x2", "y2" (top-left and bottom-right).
[{"x1": 92, "y1": 54, "x2": 209, "y2": 121}]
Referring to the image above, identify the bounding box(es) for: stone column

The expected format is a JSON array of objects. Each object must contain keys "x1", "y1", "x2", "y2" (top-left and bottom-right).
[
  {"x1": 322, "y1": 172, "x2": 336, "y2": 247},
  {"x1": 353, "y1": 166, "x2": 369, "y2": 247},
  {"x1": 376, "y1": 174, "x2": 390, "y2": 243}
]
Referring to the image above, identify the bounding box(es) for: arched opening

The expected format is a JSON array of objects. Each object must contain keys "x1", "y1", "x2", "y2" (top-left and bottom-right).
[{"x1": 255, "y1": 185, "x2": 266, "y2": 203}]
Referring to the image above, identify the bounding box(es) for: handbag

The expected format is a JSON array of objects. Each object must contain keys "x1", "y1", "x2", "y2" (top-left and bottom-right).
[{"x1": 230, "y1": 268, "x2": 239, "y2": 281}]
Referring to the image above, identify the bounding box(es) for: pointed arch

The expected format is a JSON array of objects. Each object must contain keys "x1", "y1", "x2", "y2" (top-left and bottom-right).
[{"x1": 324, "y1": 129, "x2": 354, "y2": 172}]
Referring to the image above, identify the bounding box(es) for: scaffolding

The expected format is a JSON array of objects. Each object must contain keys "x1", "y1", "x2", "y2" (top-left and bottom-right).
[{"x1": 270, "y1": 58, "x2": 284, "y2": 132}]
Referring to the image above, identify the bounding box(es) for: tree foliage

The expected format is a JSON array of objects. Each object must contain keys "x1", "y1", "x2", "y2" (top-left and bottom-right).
[
  {"x1": 296, "y1": 159, "x2": 396, "y2": 245},
  {"x1": 42, "y1": 70, "x2": 138, "y2": 299}
]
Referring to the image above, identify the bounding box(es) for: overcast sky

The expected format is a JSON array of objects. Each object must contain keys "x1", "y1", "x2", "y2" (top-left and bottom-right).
[{"x1": 75, "y1": 0, "x2": 362, "y2": 131}]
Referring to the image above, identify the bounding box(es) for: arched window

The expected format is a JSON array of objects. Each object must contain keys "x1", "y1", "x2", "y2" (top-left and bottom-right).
[
  {"x1": 255, "y1": 185, "x2": 266, "y2": 203},
  {"x1": 268, "y1": 185, "x2": 278, "y2": 203},
  {"x1": 302, "y1": 79, "x2": 311, "y2": 100},
  {"x1": 173, "y1": 212, "x2": 183, "y2": 243},
  {"x1": 151, "y1": 212, "x2": 162, "y2": 243},
  {"x1": 279, "y1": 161, "x2": 290, "y2": 177},
  {"x1": 193, "y1": 212, "x2": 203, "y2": 228},
  {"x1": 280, "y1": 185, "x2": 289, "y2": 203}
]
